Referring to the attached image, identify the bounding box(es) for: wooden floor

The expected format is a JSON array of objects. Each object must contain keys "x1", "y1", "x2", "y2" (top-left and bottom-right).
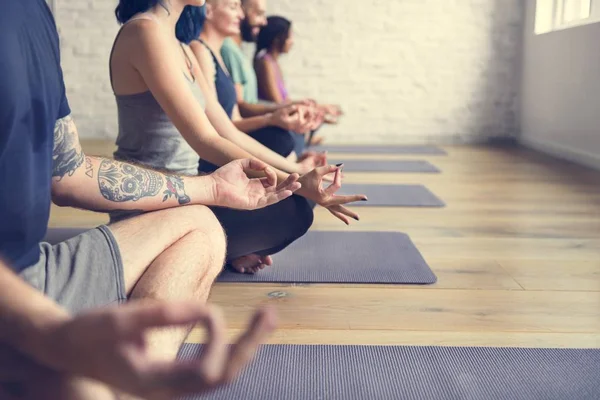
[{"x1": 52, "y1": 141, "x2": 600, "y2": 349}]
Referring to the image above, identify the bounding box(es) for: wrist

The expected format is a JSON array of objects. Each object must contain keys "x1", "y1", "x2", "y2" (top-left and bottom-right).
[
  {"x1": 265, "y1": 113, "x2": 276, "y2": 127},
  {"x1": 185, "y1": 175, "x2": 219, "y2": 207}
]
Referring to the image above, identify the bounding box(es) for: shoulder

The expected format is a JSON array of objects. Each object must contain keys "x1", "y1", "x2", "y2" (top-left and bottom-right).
[
  {"x1": 189, "y1": 41, "x2": 214, "y2": 68},
  {"x1": 221, "y1": 38, "x2": 243, "y2": 60},
  {"x1": 118, "y1": 19, "x2": 166, "y2": 50}
]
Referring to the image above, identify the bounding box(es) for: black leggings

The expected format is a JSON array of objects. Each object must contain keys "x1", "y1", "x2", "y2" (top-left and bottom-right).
[
  {"x1": 199, "y1": 162, "x2": 315, "y2": 262},
  {"x1": 198, "y1": 126, "x2": 313, "y2": 262},
  {"x1": 211, "y1": 194, "x2": 314, "y2": 262},
  {"x1": 249, "y1": 126, "x2": 296, "y2": 157}
]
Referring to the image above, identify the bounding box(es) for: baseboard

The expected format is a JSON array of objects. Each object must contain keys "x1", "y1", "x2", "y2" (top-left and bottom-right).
[{"x1": 519, "y1": 136, "x2": 600, "y2": 171}]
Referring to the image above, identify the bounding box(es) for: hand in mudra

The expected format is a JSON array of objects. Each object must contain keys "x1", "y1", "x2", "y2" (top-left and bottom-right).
[
  {"x1": 210, "y1": 159, "x2": 300, "y2": 210},
  {"x1": 297, "y1": 164, "x2": 367, "y2": 224}
]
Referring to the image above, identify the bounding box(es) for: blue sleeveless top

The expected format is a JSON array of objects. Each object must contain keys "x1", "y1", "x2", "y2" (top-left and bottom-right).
[{"x1": 196, "y1": 39, "x2": 237, "y2": 118}]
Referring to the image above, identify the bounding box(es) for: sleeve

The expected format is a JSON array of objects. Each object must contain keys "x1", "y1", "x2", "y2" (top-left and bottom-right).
[
  {"x1": 49, "y1": 7, "x2": 71, "y2": 119},
  {"x1": 220, "y1": 43, "x2": 246, "y2": 85},
  {"x1": 57, "y1": 70, "x2": 71, "y2": 119}
]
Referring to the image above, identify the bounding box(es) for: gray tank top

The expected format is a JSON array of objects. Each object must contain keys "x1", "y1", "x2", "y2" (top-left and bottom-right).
[{"x1": 111, "y1": 14, "x2": 206, "y2": 176}]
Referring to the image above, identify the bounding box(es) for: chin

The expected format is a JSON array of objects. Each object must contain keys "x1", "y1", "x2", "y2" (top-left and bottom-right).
[{"x1": 190, "y1": 0, "x2": 206, "y2": 5}]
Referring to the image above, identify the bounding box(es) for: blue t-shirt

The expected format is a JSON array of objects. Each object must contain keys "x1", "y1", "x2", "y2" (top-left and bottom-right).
[{"x1": 0, "y1": 0, "x2": 71, "y2": 270}]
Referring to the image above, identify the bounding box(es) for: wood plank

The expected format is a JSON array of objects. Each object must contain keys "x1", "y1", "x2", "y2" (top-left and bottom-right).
[
  {"x1": 211, "y1": 259, "x2": 521, "y2": 291},
  {"x1": 187, "y1": 329, "x2": 600, "y2": 348},
  {"x1": 499, "y1": 260, "x2": 600, "y2": 291},
  {"x1": 206, "y1": 286, "x2": 600, "y2": 333}
]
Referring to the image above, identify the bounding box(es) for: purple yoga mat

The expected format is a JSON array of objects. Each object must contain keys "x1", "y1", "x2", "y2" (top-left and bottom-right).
[
  {"x1": 313, "y1": 144, "x2": 447, "y2": 155},
  {"x1": 217, "y1": 231, "x2": 436, "y2": 284},
  {"x1": 338, "y1": 184, "x2": 445, "y2": 207},
  {"x1": 179, "y1": 344, "x2": 600, "y2": 400},
  {"x1": 327, "y1": 159, "x2": 441, "y2": 173}
]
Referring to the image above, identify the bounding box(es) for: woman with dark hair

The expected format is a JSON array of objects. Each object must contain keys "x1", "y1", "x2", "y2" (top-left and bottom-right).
[
  {"x1": 254, "y1": 16, "x2": 343, "y2": 149},
  {"x1": 188, "y1": 0, "x2": 315, "y2": 163},
  {"x1": 109, "y1": 0, "x2": 366, "y2": 274}
]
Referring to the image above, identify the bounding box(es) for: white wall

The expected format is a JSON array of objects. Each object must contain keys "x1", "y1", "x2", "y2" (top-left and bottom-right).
[
  {"x1": 520, "y1": 0, "x2": 600, "y2": 169},
  {"x1": 55, "y1": 0, "x2": 524, "y2": 144}
]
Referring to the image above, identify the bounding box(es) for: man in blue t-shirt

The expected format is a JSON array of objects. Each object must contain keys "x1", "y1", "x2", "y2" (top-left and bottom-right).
[{"x1": 0, "y1": 1, "x2": 281, "y2": 398}]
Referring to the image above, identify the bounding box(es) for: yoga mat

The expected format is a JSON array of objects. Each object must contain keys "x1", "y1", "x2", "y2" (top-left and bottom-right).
[
  {"x1": 339, "y1": 184, "x2": 445, "y2": 207},
  {"x1": 328, "y1": 159, "x2": 440, "y2": 173},
  {"x1": 179, "y1": 344, "x2": 600, "y2": 400},
  {"x1": 313, "y1": 144, "x2": 447, "y2": 155},
  {"x1": 217, "y1": 231, "x2": 436, "y2": 284}
]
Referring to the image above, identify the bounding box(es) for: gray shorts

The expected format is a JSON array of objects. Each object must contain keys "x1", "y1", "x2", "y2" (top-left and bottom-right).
[{"x1": 18, "y1": 226, "x2": 127, "y2": 314}]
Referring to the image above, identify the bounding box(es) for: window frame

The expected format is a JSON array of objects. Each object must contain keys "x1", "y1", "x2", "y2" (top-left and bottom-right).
[{"x1": 535, "y1": 0, "x2": 600, "y2": 34}]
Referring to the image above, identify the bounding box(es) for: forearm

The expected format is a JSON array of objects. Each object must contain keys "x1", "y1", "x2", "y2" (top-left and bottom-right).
[
  {"x1": 233, "y1": 113, "x2": 273, "y2": 133},
  {"x1": 52, "y1": 155, "x2": 217, "y2": 212},
  {"x1": 238, "y1": 101, "x2": 280, "y2": 118},
  {"x1": 229, "y1": 131, "x2": 300, "y2": 174},
  {"x1": 0, "y1": 260, "x2": 70, "y2": 361}
]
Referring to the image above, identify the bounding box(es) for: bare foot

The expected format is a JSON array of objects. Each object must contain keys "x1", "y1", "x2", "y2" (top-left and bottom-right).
[{"x1": 230, "y1": 254, "x2": 273, "y2": 274}]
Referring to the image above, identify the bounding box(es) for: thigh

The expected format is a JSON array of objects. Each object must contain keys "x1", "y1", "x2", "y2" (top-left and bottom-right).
[
  {"x1": 20, "y1": 227, "x2": 126, "y2": 314},
  {"x1": 248, "y1": 127, "x2": 295, "y2": 157},
  {"x1": 212, "y1": 194, "x2": 314, "y2": 260},
  {"x1": 107, "y1": 205, "x2": 221, "y2": 293}
]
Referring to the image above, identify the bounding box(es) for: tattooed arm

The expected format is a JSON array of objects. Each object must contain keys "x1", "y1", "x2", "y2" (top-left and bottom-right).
[
  {"x1": 51, "y1": 115, "x2": 213, "y2": 211},
  {"x1": 50, "y1": 115, "x2": 299, "y2": 212}
]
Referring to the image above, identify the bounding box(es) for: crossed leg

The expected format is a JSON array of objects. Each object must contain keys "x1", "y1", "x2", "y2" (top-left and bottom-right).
[{"x1": 1, "y1": 205, "x2": 226, "y2": 399}]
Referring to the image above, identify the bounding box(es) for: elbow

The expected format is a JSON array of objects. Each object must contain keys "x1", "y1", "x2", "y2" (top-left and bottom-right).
[{"x1": 51, "y1": 185, "x2": 75, "y2": 208}]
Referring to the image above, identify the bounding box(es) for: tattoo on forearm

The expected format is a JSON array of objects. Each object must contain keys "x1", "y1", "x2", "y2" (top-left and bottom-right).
[
  {"x1": 85, "y1": 157, "x2": 94, "y2": 178},
  {"x1": 99, "y1": 160, "x2": 163, "y2": 202},
  {"x1": 98, "y1": 159, "x2": 191, "y2": 204},
  {"x1": 52, "y1": 116, "x2": 84, "y2": 179},
  {"x1": 164, "y1": 176, "x2": 191, "y2": 204}
]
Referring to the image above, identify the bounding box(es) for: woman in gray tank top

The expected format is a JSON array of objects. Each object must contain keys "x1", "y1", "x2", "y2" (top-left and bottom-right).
[{"x1": 110, "y1": 0, "x2": 366, "y2": 274}]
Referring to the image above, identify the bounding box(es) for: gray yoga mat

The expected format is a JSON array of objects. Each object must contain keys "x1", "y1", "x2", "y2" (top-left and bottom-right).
[
  {"x1": 180, "y1": 344, "x2": 600, "y2": 400},
  {"x1": 313, "y1": 144, "x2": 447, "y2": 155},
  {"x1": 179, "y1": 344, "x2": 600, "y2": 400},
  {"x1": 339, "y1": 184, "x2": 445, "y2": 207},
  {"x1": 328, "y1": 159, "x2": 440, "y2": 173},
  {"x1": 217, "y1": 231, "x2": 436, "y2": 284}
]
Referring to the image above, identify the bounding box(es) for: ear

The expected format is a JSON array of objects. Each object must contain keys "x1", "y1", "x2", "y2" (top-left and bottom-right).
[{"x1": 205, "y1": 2, "x2": 215, "y2": 20}]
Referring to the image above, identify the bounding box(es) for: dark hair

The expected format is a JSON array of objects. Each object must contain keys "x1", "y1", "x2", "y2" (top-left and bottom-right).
[
  {"x1": 255, "y1": 16, "x2": 291, "y2": 57},
  {"x1": 115, "y1": 1, "x2": 206, "y2": 44}
]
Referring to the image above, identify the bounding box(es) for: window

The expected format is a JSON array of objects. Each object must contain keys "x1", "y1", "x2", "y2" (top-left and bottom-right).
[{"x1": 535, "y1": 0, "x2": 600, "y2": 34}]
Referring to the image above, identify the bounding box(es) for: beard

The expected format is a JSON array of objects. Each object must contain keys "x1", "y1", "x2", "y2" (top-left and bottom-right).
[{"x1": 240, "y1": 18, "x2": 257, "y2": 42}]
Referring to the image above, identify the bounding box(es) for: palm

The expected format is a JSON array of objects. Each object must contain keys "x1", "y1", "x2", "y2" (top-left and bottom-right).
[{"x1": 211, "y1": 159, "x2": 300, "y2": 210}]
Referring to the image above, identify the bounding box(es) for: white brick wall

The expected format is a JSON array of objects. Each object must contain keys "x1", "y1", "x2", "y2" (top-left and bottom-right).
[
  {"x1": 55, "y1": 0, "x2": 120, "y2": 139},
  {"x1": 55, "y1": 0, "x2": 524, "y2": 144}
]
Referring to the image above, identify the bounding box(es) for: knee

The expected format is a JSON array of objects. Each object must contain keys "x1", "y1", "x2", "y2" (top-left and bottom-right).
[
  {"x1": 291, "y1": 195, "x2": 314, "y2": 239},
  {"x1": 278, "y1": 130, "x2": 296, "y2": 157},
  {"x1": 181, "y1": 205, "x2": 227, "y2": 272}
]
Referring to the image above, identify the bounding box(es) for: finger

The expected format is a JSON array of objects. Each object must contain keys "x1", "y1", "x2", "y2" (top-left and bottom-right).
[
  {"x1": 324, "y1": 166, "x2": 342, "y2": 196},
  {"x1": 330, "y1": 204, "x2": 360, "y2": 221},
  {"x1": 261, "y1": 166, "x2": 277, "y2": 189},
  {"x1": 328, "y1": 208, "x2": 350, "y2": 225},
  {"x1": 222, "y1": 307, "x2": 277, "y2": 383},
  {"x1": 276, "y1": 173, "x2": 299, "y2": 191},
  {"x1": 239, "y1": 158, "x2": 268, "y2": 173},
  {"x1": 264, "y1": 190, "x2": 294, "y2": 207},
  {"x1": 326, "y1": 194, "x2": 368, "y2": 206},
  {"x1": 195, "y1": 306, "x2": 229, "y2": 382},
  {"x1": 315, "y1": 164, "x2": 339, "y2": 177},
  {"x1": 263, "y1": 256, "x2": 273, "y2": 266}
]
